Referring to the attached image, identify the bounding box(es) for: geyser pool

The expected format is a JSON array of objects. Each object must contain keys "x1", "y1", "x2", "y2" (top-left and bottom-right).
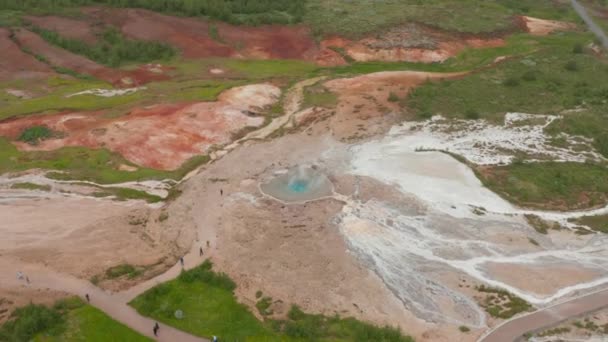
[{"x1": 260, "y1": 165, "x2": 333, "y2": 203}]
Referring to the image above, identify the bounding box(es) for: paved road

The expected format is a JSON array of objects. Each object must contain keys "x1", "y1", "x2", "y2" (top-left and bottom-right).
[
  {"x1": 571, "y1": 0, "x2": 608, "y2": 49},
  {"x1": 479, "y1": 288, "x2": 608, "y2": 342}
]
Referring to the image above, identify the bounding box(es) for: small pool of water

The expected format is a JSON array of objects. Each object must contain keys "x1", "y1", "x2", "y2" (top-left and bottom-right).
[{"x1": 260, "y1": 166, "x2": 333, "y2": 203}]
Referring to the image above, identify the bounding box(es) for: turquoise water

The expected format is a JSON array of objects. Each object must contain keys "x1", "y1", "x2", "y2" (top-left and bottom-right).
[
  {"x1": 288, "y1": 180, "x2": 309, "y2": 193},
  {"x1": 260, "y1": 166, "x2": 333, "y2": 203}
]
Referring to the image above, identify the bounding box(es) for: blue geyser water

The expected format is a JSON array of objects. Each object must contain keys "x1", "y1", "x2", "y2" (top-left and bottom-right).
[
  {"x1": 288, "y1": 179, "x2": 310, "y2": 193},
  {"x1": 260, "y1": 165, "x2": 333, "y2": 203}
]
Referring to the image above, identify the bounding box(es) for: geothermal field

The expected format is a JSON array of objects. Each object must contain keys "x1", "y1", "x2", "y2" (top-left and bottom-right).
[{"x1": 2, "y1": 1, "x2": 608, "y2": 342}]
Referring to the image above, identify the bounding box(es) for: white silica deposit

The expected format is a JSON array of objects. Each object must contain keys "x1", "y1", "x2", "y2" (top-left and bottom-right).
[
  {"x1": 67, "y1": 87, "x2": 145, "y2": 98},
  {"x1": 333, "y1": 114, "x2": 608, "y2": 327},
  {"x1": 401, "y1": 113, "x2": 604, "y2": 165}
]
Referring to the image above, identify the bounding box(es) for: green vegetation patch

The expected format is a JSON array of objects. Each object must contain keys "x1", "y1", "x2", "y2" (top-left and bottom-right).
[
  {"x1": 130, "y1": 260, "x2": 412, "y2": 341},
  {"x1": 305, "y1": 0, "x2": 578, "y2": 38},
  {"x1": 224, "y1": 59, "x2": 318, "y2": 80},
  {"x1": 476, "y1": 285, "x2": 533, "y2": 319},
  {"x1": 272, "y1": 305, "x2": 411, "y2": 342},
  {"x1": 302, "y1": 82, "x2": 338, "y2": 109},
  {"x1": 10, "y1": 182, "x2": 51, "y2": 191},
  {"x1": 479, "y1": 162, "x2": 608, "y2": 210},
  {"x1": 570, "y1": 214, "x2": 608, "y2": 233},
  {"x1": 537, "y1": 326, "x2": 571, "y2": 337},
  {"x1": 524, "y1": 214, "x2": 562, "y2": 234},
  {"x1": 405, "y1": 32, "x2": 608, "y2": 158},
  {"x1": 0, "y1": 78, "x2": 140, "y2": 121},
  {"x1": 1, "y1": 0, "x2": 304, "y2": 26},
  {"x1": 130, "y1": 260, "x2": 271, "y2": 340},
  {"x1": 407, "y1": 33, "x2": 608, "y2": 120},
  {"x1": 18, "y1": 125, "x2": 56, "y2": 145},
  {"x1": 30, "y1": 26, "x2": 175, "y2": 68},
  {"x1": 0, "y1": 138, "x2": 208, "y2": 184},
  {"x1": 0, "y1": 297, "x2": 150, "y2": 342},
  {"x1": 105, "y1": 264, "x2": 143, "y2": 279}
]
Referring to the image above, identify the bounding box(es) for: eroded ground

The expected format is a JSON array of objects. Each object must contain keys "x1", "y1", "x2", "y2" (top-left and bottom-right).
[{"x1": 1, "y1": 4, "x2": 607, "y2": 341}]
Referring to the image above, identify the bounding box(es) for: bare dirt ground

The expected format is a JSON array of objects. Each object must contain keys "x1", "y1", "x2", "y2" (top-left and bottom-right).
[
  {"x1": 165, "y1": 128, "x2": 458, "y2": 341},
  {"x1": 11, "y1": 28, "x2": 166, "y2": 86},
  {"x1": 0, "y1": 287, "x2": 67, "y2": 323},
  {"x1": 0, "y1": 28, "x2": 54, "y2": 81},
  {"x1": 483, "y1": 262, "x2": 604, "y2": 297},
  {"x1": 324, "y1": 71, "x2": 465, "y2": 141},
  {"x1": 0, "y1": 84, "x2": 280, "y2": 170},
  {"x1": 320, "y1": 24, "x2": 505, "y2": 64},
  {"x1": 521, "y1": 16, "x2": 578, "y2": 36},
  {"x1": 0, "y1": 196, "x2": 191, "y2": 292}
]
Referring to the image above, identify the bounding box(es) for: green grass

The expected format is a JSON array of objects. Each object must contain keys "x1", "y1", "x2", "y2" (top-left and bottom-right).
[
  {"x1": 92, "y1": 187, "x2": 163, "y2": 203},
  {"x1": 10, "y1": 182, "x2": 51, "y2": 191},
  {"x1": 571, "y1": 214, "x2": 608, "y2": 233},
  {"x1": 130, "y1": 260, "x2": 412, "y2": 342},
  {"x1": 130, "y1": 260, "x2": 272, "y2": 340},
  {"x1": 223, "y1": 59, "x2": 319, "y2": 80},
  {"x1": 476, "y1": 285, "x2": 533, "y2": 319},
  {"x1": 0, "y1": 297, "x2": 150, "y2": 342},
  {"x1": 405, "y1": 32, "x2": 608, "y2": 157},
  {"x1": 479, "y1": 162, "x2": 608, "y2": 210},
  {"x1": 524, "y1": 214, "x2": 562, "y2": 234},
  {"x1": 18, "y1": 125, "x2": 55, "y2": 145},
  {"x1": 302, "y1": 82, "x2": 338, "y2": 109},
  {"x1": 104, "y1": 264, "x2": 143, "y2": 279},
  {"x1": 407, "y1": 32, "x2": 608, "y2": 120},
  {"x1": 304, "y1": 0, "x2": 579, "y2": 38},
  {"x1": 0, "y1": 138, "x2": 208, "y2": 184},
  {"x1": 30, "y1": 26, "x2": 175, "y2": 68},
  {"x1": 0, "y1": 78, "x2": 139, "y2": 120}
]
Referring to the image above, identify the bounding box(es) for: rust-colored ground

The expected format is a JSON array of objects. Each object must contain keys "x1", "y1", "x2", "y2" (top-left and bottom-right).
[
  {"x1": 12, "y1": 28, "x2": 167, "y2": 86},
  {"x1": 0, "y1": 28, "x2": 54, "y2": 81},
  {"x1": 25, "y1": 15, "x2": 99, "y2": 43},
  {"x1": 82, "y1": 7, "x2": 319, "y2": 61},
  {"x1": 319, "y1": 25, "x2": 505, "y2": 64},
  {"x1": 0, "y1": 84, "x2": 279, "y2": 170},
  {"x1": 324, "y1": 71, "x2": 466, "y2": 141},
  {"x1": 26, "y1": 9, "x2": 511, "y2": 67}
]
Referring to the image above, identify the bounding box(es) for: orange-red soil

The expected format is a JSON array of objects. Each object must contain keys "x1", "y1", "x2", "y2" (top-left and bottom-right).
[
  {"x1": 82, "y1": 7, "x2": 319, "y2": 61},
  {"x1": 0, "y1": 28, "x2": 54, "y2": 81},
  {"x1": 0, "y1": 84, "x2": 279, "y2": 170},
  {"x1": 12, "y1": 28, "x2": 167, "y2": 86},
  {"x1": 25, "y1": 15, "x2": 99, "y2": 43}
]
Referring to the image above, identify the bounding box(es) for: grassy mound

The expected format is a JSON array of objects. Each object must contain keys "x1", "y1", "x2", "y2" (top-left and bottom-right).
[
  {"x1": 130, "y1": 260, "x2": 413, "y2": 341},
  {"x1": 479, "y1": 162, "x2": 608, "y2": 210},
  {"x1": 0, "y1": 297, "x2": 150, "y2": 342}
]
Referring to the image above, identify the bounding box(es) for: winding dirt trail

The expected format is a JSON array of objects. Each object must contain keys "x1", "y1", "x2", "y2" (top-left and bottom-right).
[{"x1": 0, "y1": 256, "x2": 208, "y2": 341}]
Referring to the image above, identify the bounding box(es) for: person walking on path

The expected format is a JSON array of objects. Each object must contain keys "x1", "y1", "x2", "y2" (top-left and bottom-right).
[
  {"x1": 153, "y1": 322, "x2": 160, "y2": 336},
  {"x1": 179, "y1": 257, "x2": 184, "y2": 267},
  {"x1": 213, "y1": 336, "x2": 218, "y2": 342},
  {"x1": 85, "y1": 294, "x2": 90, "y2": 303},
  {"x1": 199, "y1": 247, "x2": 204, "y2": 257},
  {"x1": 220, "y1": 189, "x2": 223, "y2": 196},
  {"x1": 25, "y1": 276, "x2": 30, "y2": 284}
]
